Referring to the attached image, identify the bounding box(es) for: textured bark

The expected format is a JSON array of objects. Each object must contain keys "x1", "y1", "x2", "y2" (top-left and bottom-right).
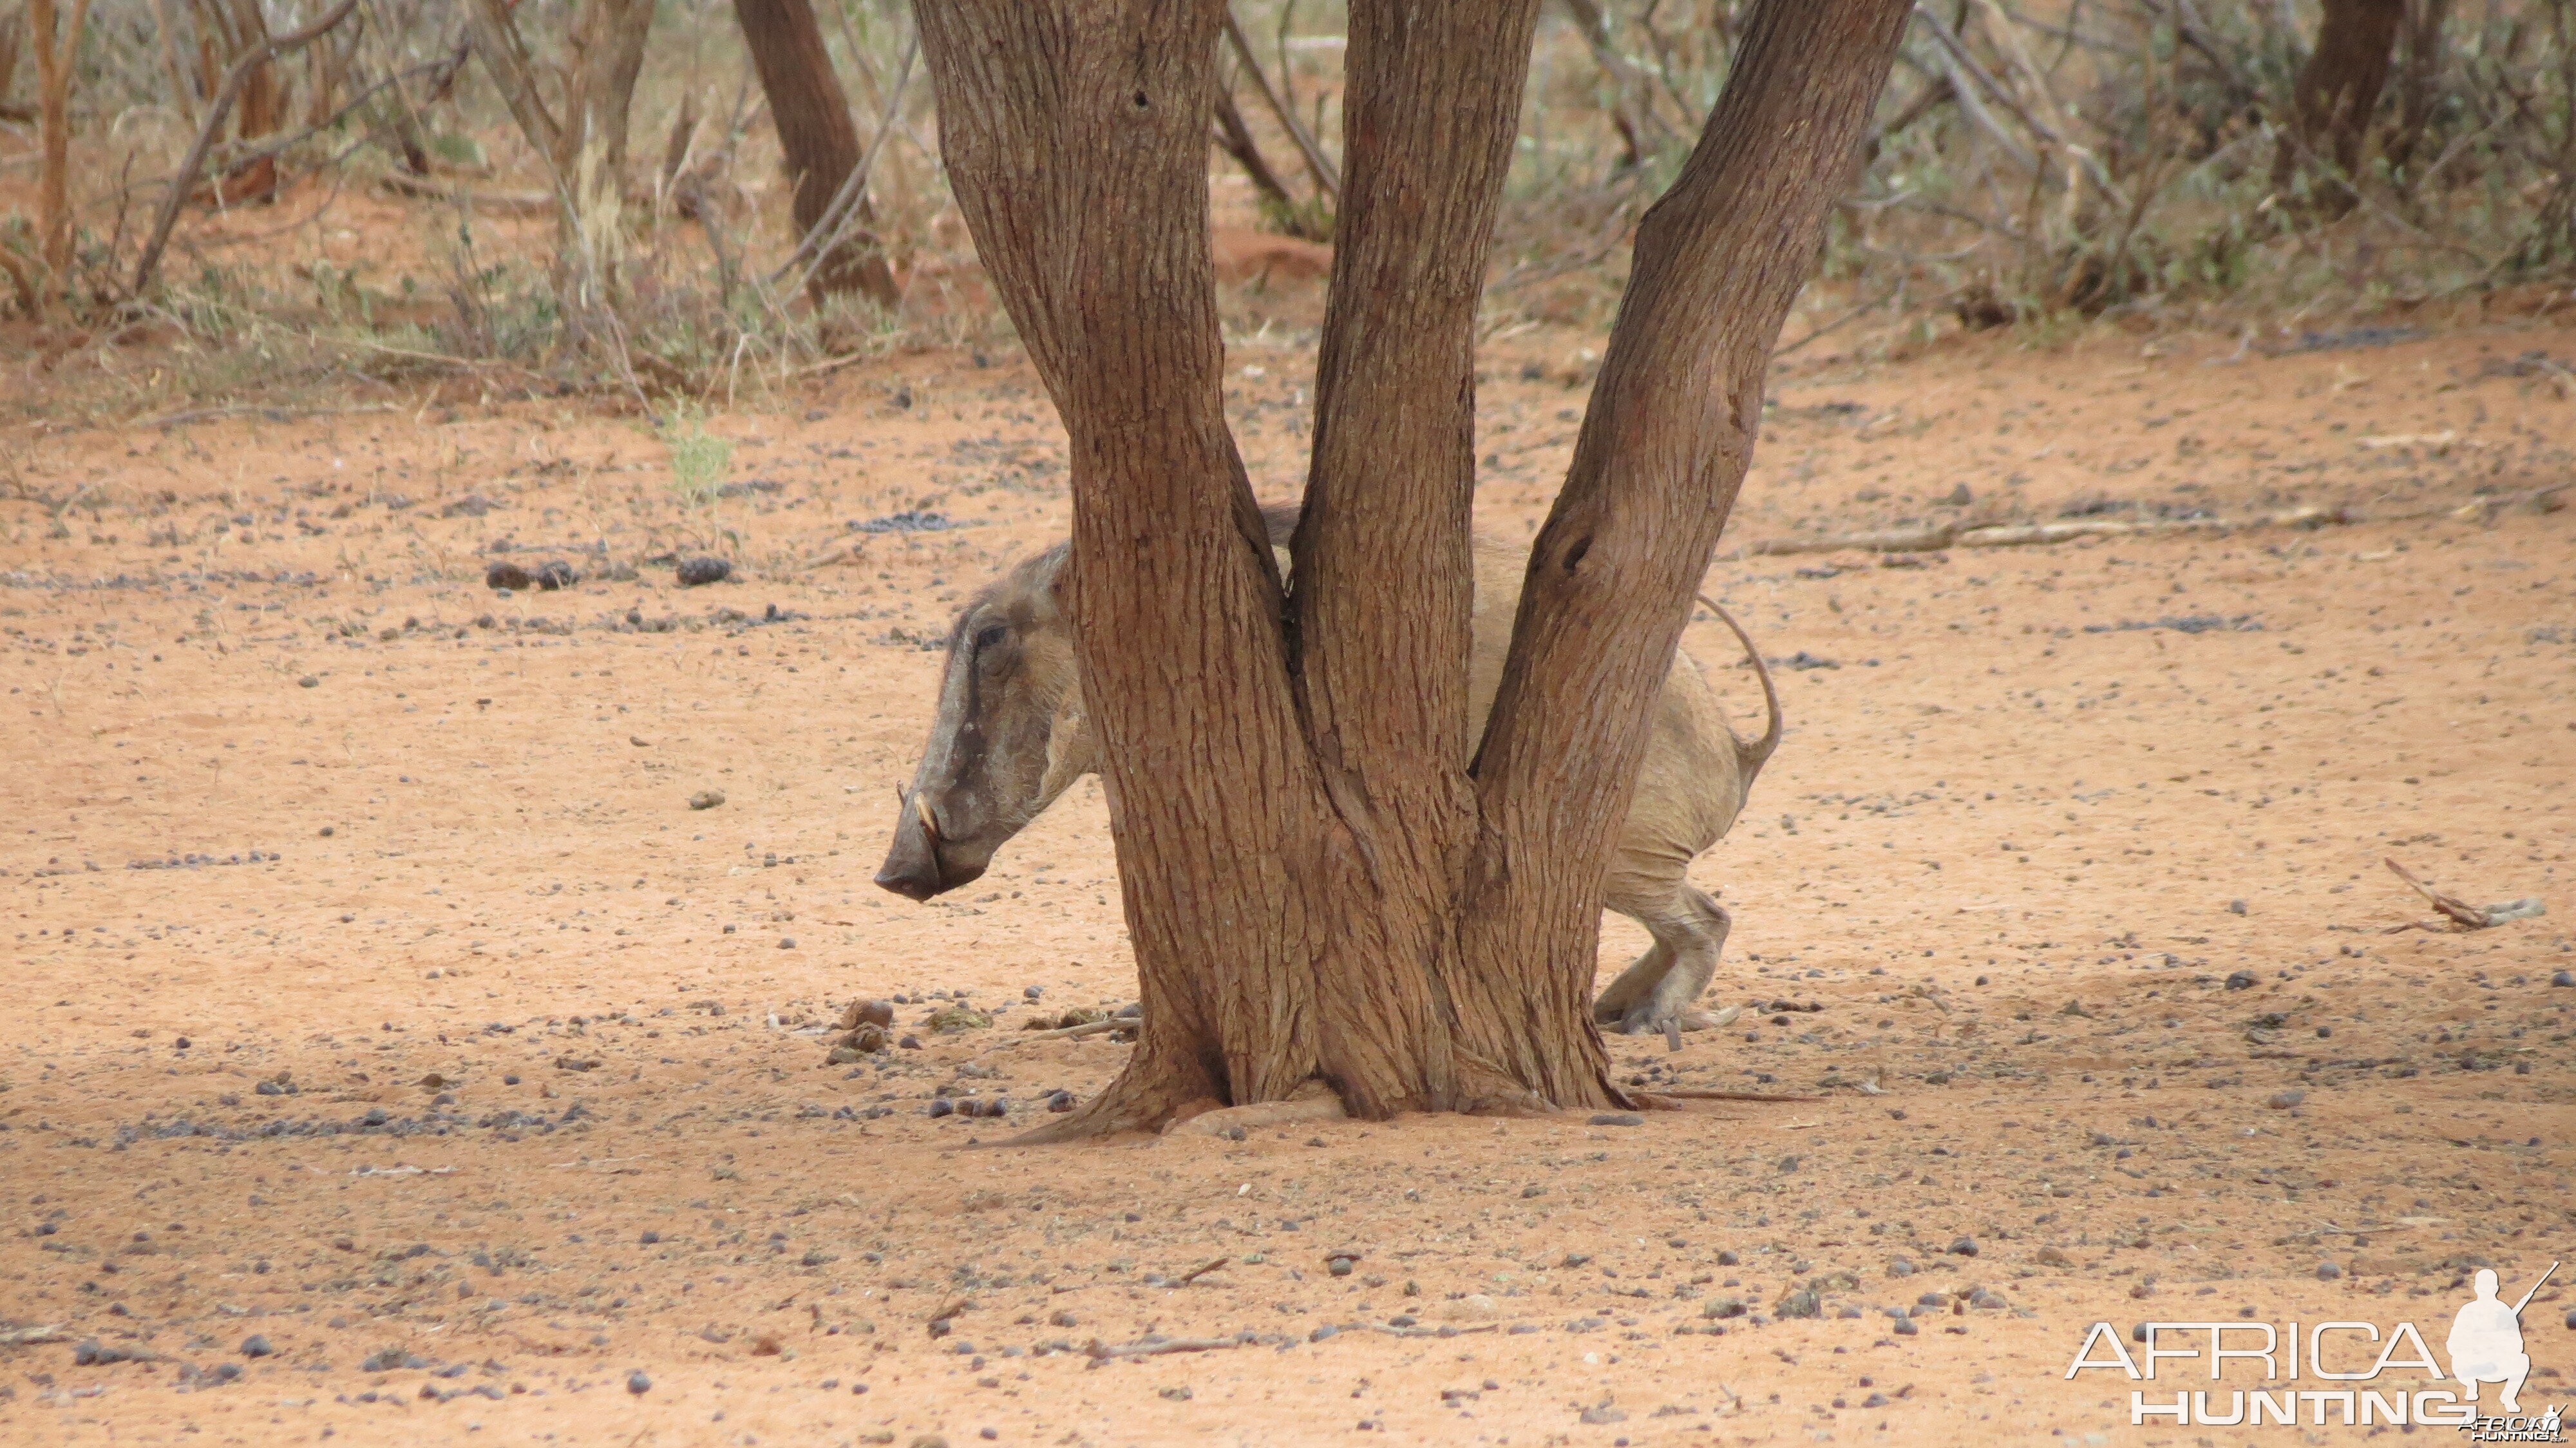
[
  {"x1": 463, "y1": 0, "x2": 652, "y2": 302},
  {"x1": 731, "y1": 0, "x2": 898, "y2": 307},
  {"x1": 27, "y1": 0, "x2": 89, "y2": 274},
  {"x1": 1454, "y1": 0, "x2": 1910, "y2": 1100},
  {"x1": 2385, "y1": 0, "x2": 2452, "y2": 176},
  {"x1": 2282, "y1": 0, "x2": 2403, "y2": 203},
  {"x1": 915, "y1": 0, "x2": 1907, "y2": 1137},
  {"x1": 0, "y1": 9, "x2": 23, "y2": 116},
  {"x1": 1288, "y1": 0, "x2": 1548, "y2": 1115}
]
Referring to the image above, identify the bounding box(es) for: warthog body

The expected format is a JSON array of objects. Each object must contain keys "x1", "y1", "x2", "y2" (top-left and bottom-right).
[{"x1": 875, "y1": 505, "x2": 1782, "y2": 1035}]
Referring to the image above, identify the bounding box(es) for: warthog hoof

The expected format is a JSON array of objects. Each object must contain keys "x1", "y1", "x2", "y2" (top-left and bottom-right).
[{"x1": 1609, "y1": 1004, "x2": 1741, "y2": 1036}]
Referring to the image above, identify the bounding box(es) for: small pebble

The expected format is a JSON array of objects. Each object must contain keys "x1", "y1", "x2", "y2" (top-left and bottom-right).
[
  {"x1": 1949, "y1": 1237, "x2": 1980, "y2": 1257},
  {"x1": 2552, "y1": 970, "x2": 2575, "y2": 988},
  {"x1": 485, "y1": 561, "x2": 533, "y2": 591},
  {"x1": 1588, "y1": 1112, "x2": 1644, "y2": 1127},
  {"x1": 2267, "y1": 1089, "x2": 2305, "y2": 1109},
  {"x1": 627, "y1": 1370, "x2": 651, "y2": 1396},
  {"x1": 2316, "y1": 1261, "x2": 2343, "y2": 1280},
  {"x1": 676, "y1": 556, "x2": 732, "y2": 587},
  {"x1": 240, "y1": 1334, "x2": 274, "y2": 1357},
  {"x1": 2224, "y1": 970, "x2": 2258, "y2": 989}
]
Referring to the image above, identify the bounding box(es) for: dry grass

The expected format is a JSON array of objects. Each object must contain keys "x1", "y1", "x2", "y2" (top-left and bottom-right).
[{"x1": 3, "y1": 0, "x2": 2573, "y2": 421}]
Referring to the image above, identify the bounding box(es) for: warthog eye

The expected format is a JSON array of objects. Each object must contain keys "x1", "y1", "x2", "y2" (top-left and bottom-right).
[{"x1": 973, "y1": 624, "x2": 1008, "y2": 653}]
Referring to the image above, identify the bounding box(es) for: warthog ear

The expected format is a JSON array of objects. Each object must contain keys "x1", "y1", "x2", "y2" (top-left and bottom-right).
[{"x1": 1036, "y1": 685, "x2": 1097, "y2": 805}]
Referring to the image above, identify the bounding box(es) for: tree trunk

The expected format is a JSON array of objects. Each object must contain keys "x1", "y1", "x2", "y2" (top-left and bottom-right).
[
  {"x1": 193, "y1": 0, "x2": 283, "y2": 203},
  {"x1": 1452, "y1": 0, "x2": 1907, "y2": 1098},
  {"x1": 2281, "y1": 0, "x2": 2403, "y2": 205},
  {"x1": 0, "y1": 8, "x2": 24, "y2": 117},
  {"x1": 2385, "y1": 0, "x2": 2451, "y2": 178},
  {"x1": 915, "y1": 0, "x2": 1906, "y2": 1138},
  {"x1": 28, "y1": 0, "x2": 90, "y2": 275},
  {"x1": 732, "y1": 0, "x2": 899, "y2": 309},
  {"x1": 464, "y1": 0, "x2": 652, "y2": 310}
]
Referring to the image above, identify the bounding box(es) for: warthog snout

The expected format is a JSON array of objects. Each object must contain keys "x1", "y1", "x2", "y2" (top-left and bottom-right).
[{"x1": 873, "y1": 793, "x2": 986, "y2": 900}]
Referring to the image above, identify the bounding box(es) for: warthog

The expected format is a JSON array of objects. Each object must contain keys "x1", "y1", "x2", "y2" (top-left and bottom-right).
[{"x1": 875, "y1": 505, "x2": 1783, "y2": 1036}]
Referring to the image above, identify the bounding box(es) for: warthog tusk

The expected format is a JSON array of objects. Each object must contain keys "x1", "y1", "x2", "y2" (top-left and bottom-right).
[{"x1": 914, "y1": 793, "x2": 940, "y2": 841}]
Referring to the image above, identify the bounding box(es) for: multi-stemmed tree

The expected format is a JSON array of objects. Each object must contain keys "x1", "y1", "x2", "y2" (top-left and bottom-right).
[{"x1": 911, "y1": 0, "x2": 1911, "y2": 1139}]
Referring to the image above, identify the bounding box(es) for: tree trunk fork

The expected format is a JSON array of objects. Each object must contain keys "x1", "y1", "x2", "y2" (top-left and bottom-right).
[{"x1": 914, "y1": 0, "x2": 1910, "y2": 1141}]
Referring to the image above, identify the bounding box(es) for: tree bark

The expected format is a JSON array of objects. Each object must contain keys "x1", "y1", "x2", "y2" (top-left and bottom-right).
[
  {"x1": 2385, "y1": 0, "x2": 2451, "y2": 177},
  {"x1": 1285, "y1": 0, "x2": 1548, "y2": 1116},
  {"x1": 2281, "y1": 0, "x2": 2404, "y2": 204},
  {"x1": 732, "y1": 0, "x2": 900, "y2": 309},
  {"x1": 463, "y1": 0, "x2": 652, "y2": 307},
  {"x1": 28, "y1": 0, "x2": 90, "y2": 275},
  {"x1": 915, "y1": 0, "x2": 1906, "y2": 1137},
  {"x1": 1454, "y1": 0, "x2": 1908, "y2": 1098},
  {"x1": 0, "y1": 8, "x2": 24, "y2": 117}
]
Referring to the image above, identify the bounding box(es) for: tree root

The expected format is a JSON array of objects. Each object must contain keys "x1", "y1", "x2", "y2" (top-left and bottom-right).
[
  {"x1": 1001, "y1": 1047, "x2": 1215, "y2": 1145},
  {"x1": 1164, "y1": 1089, "x2": 1348, "y2": 1138}
]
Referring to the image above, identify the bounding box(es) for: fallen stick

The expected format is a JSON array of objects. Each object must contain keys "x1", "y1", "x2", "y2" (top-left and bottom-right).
[
  {"x1": 1636, "y1": 1089, "x2": 1824, "y2": 1104},
  {"x1": 1752, "y1": 523, "x2": 1955, "y2": 555},
  {"x1": 1358, "y1": 1320, "x2": 1500, "y2": 1339},
  {"x1": 375, "y1": 172, "x2": 555, "y2": 215},
  {"x1": 2383, "y1": 857, "x2": 2545, "y2": 929},
  {"x1": 1086, "y1": 1331, "x2": 1258, "y2": 1361},
  {"x1": 1174, "y1": 1257, "x2": 1231, "y2": 1286},
  {"x1": 1747, "y1": 504, "x2": 2349, "y2": 557},
  {"x1": 986, "y1": 1018, "x2": 1128, "y2": 1048},
  {"x1": 0, "y1": 1324, "x2": 70, "y2": 1346}
]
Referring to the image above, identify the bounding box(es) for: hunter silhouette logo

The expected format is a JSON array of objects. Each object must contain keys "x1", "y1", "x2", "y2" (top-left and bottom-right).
[
  {"x1": 2064, "y1": 1260, "x2": 2562, "y2": 1434},
  {"x1": 2452, "y1": 1264, "x2": 2551, "y2": 1414},
  {"x1": 2450, "y1": 1264, "x2": 2562, "y2": 1444}
]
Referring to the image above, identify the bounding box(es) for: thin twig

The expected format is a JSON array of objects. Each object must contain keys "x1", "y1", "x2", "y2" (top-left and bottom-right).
[
  {"x1": 1638, "y1": 1089, "x2": 1824, "y2": 1104},
  {"x1": 1085, "y1": 1331, "x2": 1259, "y2": 1361},
  {"x1": 131, "y1": 0, "x2": 363, "y2": 297},
  {"x1": 768, "y1": 30, "x2": 918, "y2": 294},
  {"x1": 985, "y1": 1018, "x2": 1129, "y2": 1049},
  {"x1": 1222, "y1": 5, "x2": 1337, "y2": 198}
]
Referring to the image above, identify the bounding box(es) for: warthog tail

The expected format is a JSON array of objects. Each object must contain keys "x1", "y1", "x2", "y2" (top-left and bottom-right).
[{"x1": 1696, "y1": 593, "x2": 1783, "y2": 783}]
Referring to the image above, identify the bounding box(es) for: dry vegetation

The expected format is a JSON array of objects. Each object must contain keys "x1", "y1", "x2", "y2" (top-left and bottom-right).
[{"x1": 4, "y1": 0, "x2": 2576, "y2": 420}]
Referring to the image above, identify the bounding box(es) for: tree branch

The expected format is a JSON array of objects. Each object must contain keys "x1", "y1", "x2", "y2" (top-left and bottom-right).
[{"x1": 130, "y1": 0, "x2": 360, "y2": 296}]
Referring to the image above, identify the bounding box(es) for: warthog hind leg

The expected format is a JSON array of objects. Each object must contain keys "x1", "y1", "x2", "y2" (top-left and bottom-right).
[{"x1": 1599, "y1": 884, "x2": 1734, "y2": 1038}]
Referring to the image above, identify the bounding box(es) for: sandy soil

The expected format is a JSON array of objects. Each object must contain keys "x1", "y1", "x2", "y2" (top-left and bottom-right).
[{"x1": 3, "y1": 307, "x2": 2573, "y2": 1448}]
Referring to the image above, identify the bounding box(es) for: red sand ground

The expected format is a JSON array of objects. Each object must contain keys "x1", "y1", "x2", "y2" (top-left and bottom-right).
[{"x1": 3, "y1": 309, "x2": 2572, "y2": 1447}]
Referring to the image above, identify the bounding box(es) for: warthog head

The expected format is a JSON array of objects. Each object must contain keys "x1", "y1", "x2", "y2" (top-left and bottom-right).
[{"x1": 873, "y1": 544, "x2": 1094, "y2": 900}]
